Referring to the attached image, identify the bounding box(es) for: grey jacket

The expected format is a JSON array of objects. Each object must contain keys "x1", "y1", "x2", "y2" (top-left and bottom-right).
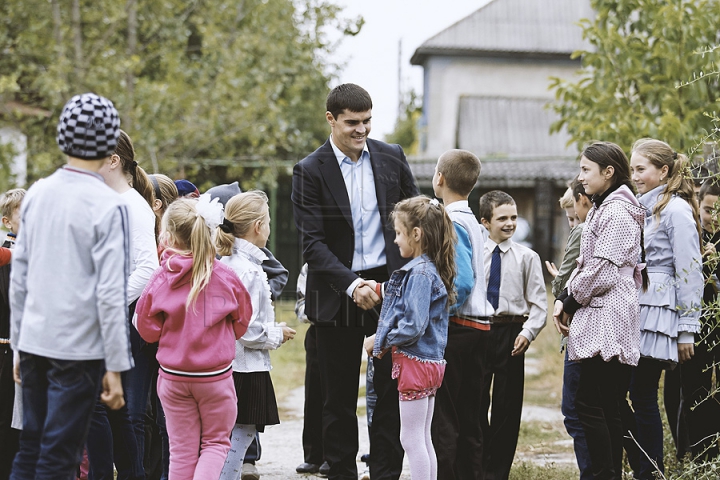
[{"x1": 10, "y1": 166, "x2": 133, "y2": 372}]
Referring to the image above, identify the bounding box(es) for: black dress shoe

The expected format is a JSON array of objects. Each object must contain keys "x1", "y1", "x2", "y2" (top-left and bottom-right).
[
  {"x1": 296, "y1": 462, "x2": 320, "y2": 473},
  {"x1": 319, "y1": 461, "x2": 330, "y2": 475}
]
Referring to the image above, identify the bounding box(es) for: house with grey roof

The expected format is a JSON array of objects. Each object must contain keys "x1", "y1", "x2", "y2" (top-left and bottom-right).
[{"x1": 409, "y1": 0, "x2": 594, "y2": 267}]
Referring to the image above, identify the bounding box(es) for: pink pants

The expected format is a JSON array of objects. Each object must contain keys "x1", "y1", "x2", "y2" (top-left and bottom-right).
[{"x1": 157, "y1": 374, "x2": 237, "y2": 480}]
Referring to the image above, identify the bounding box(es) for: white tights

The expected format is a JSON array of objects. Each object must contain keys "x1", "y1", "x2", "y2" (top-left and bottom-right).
[
  {"x1": 399, "y1": 395, "x2": 437, "y2": 480},
  {"x1": 218, "y1": 424, "x2": 257, "y2": 480}
]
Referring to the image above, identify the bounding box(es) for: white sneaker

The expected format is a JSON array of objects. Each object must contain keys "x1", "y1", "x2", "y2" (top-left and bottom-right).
[
  {"x1": 359, "y1": 467, "x2": 370, "y2": 480},
  {"x1": 241, "y1": 463, "x2": 260, "y2": 480}
]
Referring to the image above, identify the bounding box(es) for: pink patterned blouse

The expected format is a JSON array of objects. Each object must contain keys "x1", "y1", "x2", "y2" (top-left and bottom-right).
[{"x1": 567, "y1": 185, "x2": 645, "y2": 366}]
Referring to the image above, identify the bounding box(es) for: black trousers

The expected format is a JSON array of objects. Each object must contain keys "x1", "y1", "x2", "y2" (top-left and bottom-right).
[
  {"x1": 480, "y1": 323, "x2": 524, "y2": 480},
  {"x1": 315, "y1": 268, "x2": 402, "y2": 480},
  {"x1": 0, "y1": 345, "x2": 19, "y2": 480},
  {"x1": 576, "y1": 356, "x2": 631, "y2": 480},
  {"x1": 681, "y1": 329, "x2": 720, "y2": 459},
  {"x1": 301, "y1": 325, "x2": 324, "y2": 465},
  {"x1": 432, "y1": 323, "x2": 489, "y2": 480},
  {"x1": 663, "y1": 365, "x2": 690, "y2": 460}
]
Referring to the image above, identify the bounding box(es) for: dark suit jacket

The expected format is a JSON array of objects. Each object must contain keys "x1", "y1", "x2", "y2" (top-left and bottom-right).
[{"x1": 291, "y1": 138, "x2": 420, "y2": 322}]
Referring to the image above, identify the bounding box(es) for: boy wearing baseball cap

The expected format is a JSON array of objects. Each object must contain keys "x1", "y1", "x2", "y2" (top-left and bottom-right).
[{"x1": 9, "y1": 93, "x2": 133, "y2": 479}]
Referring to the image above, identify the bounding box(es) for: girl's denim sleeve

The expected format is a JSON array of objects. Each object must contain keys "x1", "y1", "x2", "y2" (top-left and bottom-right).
[{"x1": 384, "y1": 273, "x2": 432, "y2": 349}]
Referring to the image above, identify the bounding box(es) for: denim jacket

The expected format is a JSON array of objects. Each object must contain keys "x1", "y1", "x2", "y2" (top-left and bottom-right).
[{"x1": 373, "y1": 254, "x2": 449, "y2": 363}]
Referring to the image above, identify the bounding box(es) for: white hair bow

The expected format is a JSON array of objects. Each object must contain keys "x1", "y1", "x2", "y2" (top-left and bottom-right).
[{"x1": 195, "y1": 194, "x2": 225, "y2": 231}]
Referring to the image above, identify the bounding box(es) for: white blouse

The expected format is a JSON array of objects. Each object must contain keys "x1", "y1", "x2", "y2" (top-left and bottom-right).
[
  {"x1": 122, "y1": 188, "x2": 159, "y2": 304},
  {"x1": 221, "y1": 238, "x2": 284, "y2": 372}
]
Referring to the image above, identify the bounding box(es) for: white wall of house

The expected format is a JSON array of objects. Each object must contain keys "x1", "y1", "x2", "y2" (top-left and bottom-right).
[
  {"x1": 419, "y1": 55, "x2": 579, "y2": 158},
  {"x1": 0, "y1": 127, "x2": 28, "y2": 187}
]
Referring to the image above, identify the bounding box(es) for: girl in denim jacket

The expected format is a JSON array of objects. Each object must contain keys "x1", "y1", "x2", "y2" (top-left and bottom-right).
[{"x1": 368, "y1": 196, "x2": 456, "y2": 480}]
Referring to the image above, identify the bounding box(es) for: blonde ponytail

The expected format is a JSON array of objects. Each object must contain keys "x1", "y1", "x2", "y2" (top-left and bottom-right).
[
  {"x1": 161, "y1": 198, "x2": 216, "y2": 309},
  {"x1": 631, "y1": 139, "x2": 701, "y2": 241},
  {"x1": 215, "y1": 191, "x2": 269, "y2": 257}
]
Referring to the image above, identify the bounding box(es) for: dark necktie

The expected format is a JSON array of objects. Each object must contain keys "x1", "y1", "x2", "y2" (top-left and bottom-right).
[{"x1": 487, "y1": 245, "x2": 502, "y2": 310}]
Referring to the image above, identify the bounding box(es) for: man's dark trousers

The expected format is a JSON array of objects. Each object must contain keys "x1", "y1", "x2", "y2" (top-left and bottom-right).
[
  {"x1": 302, "y1": 325, "x2": 324, "y2": 466},
  {"x1": 432, "y1": 322, "x2": 489, "y2": 479},
  {"x1": 315, "y1": 268, "x2": 402, "y2": 480}
]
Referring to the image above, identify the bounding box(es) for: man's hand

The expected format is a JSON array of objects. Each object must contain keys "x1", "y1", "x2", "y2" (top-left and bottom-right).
[
  {"x1": 678, "y1": 343, "x2": 695, "y2": 363},
  {"x1": 278, "y1": 322, "x2": 296, "y2": 343},
  {"x1": 512, "y1": 335, "x2": 530, "y2": 356},
  {"x1": 553, "y1": 299, "x2": 570, "y2": 337},
  {"x1": 364, "y1": 334, "x2": 376, "y2": 357},
  {"x1": 545, "y1": 261, "x2": 559, "y2": 278},
  {"x1": 353, "y1": 283, "x2": 380, "y2": 310},
  {"x1": 100, "y1": 371, "x2": 125, "y2": 410}
]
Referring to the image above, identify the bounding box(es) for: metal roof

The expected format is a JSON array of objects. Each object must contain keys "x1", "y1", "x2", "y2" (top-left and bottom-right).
[
  {"x1": 411, "y1": 0, "x2": 593, "y2": 64},
  {"x1": 409, "y1": 156, "x2": 579, "y2": 189},
  {"x1": 457, "y1": 96, "x2": 577, "y2": 158}
]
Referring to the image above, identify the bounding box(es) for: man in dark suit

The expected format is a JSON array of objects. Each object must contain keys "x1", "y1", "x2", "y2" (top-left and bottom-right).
[{"x1": 292, "y1": 83, "x2": 419, "y2": 480}]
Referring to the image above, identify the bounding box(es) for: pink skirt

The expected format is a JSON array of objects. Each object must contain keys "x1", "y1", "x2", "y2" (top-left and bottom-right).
[{"x1": 391, "y1": 350, "x2": 446, "y2": 401}]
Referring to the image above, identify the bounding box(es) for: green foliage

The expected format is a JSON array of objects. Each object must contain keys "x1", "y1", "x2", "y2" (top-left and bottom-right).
[
  {"x1": 385, "y1": 90, "x2": 421, "y2": 155},
  {"x1": 550, "y1": 0, "x2": 720, "y2": 154},
  {"x1": 0, "y1": 0, "x2": 358, "y2": 185},
  {"x1": 0, "y1": 140, "x2": 17, "y2": 192}
]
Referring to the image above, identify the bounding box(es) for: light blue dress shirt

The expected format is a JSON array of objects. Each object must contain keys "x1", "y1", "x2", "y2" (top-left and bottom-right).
[{"x1": 329, "y1": 137, "x2": 386, "y2": 296}]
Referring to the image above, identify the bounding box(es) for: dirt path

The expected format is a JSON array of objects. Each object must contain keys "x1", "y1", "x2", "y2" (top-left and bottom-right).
[
  {"x1": 252, "y1": 384, "x2": 412, "y2": 479},
  {"x1": 253, "y1": 377, "x2": 577, "y2": 478}
]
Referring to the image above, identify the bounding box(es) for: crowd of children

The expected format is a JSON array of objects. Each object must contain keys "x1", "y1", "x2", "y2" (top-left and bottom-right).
[{"x1": 2, "y1": 90, "x2": 720, "y2": 480}]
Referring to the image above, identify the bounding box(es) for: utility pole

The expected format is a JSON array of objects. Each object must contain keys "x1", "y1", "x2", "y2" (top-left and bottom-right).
[{"x1": 398, "y1": 39, "x2": 403, "y2": 121}]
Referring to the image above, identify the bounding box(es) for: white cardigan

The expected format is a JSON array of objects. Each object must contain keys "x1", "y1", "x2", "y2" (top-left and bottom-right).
[{"x1": 221, "y1": 238, "x2": 284, "y2": 372}]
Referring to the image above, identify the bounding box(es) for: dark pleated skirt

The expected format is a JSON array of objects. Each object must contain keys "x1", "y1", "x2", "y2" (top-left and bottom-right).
[{"x1": 232, "y1": 370, "x2": 279, "y2": 430}]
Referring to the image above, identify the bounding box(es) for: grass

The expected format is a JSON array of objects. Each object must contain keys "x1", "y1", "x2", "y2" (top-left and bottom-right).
[
  {"x1": 268, "y1": 300, "x2": 309, "y2": 416},
  {"x1": 509, "y1": 461, "x2": 579, "y2": 480}
]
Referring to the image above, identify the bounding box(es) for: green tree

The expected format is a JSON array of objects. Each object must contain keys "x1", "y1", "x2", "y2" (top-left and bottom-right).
[
  {"x1": 550, "y1": 0, "x2": 720, "y2": 154},
  {"x1": 385, "y1": 89, "x2": 421, "y2": 155},
  {"x1": 0, "y1": 0, "x2": 359, "y2": 188}
]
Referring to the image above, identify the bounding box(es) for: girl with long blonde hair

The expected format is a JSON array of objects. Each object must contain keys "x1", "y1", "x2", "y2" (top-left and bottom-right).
[{"x1": 135, "y1": 195, "x2": 252, "y2": 480}]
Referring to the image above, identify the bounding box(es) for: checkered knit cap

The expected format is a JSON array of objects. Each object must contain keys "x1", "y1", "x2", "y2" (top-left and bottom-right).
[{"x1": 56, "y1": 93, "x2": 120, "y2": 160}]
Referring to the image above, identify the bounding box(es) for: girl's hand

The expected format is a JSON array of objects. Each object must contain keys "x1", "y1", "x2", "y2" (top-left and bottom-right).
[
  {"x1": 678, "y1": 343, "x2": 694, "y2": 363},
  {"x1": 278, "y1": 322, "x2": 296, "y2": 343},
  {"x1": 364, "y1": 334, "x2": 376, "y2": 357},
  {"x1": 545, "y1": 261, "x2": 559, "y2": 278},
  {"x1": 704, "y1": 242, "x2": 716, "y2": 258},
  {"x1": 376, "y1": 347, "x2": 391, "y2": 359},
  {"x1": 553, "y1": 299, "x2": 570, "y2": 337}
]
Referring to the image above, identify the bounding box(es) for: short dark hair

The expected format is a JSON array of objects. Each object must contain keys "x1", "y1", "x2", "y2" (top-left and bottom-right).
[
  {"x1": 699, "y1": 180, "x2": 720, "y2": 201},
  {"x1": 326, "y1": 84, "x2": 372, "y2": 119},
  {"x1": 478, "y1": 190, "x2": 515, "y2": 222},
  {"x1": 569, "y1": 175, "x2": 589, "y2": 202},
  {"x1": 437, "y1": 149, "x2": 481, "y2": 197}
]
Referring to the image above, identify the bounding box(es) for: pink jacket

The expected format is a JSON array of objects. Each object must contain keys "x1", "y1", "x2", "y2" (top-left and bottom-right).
[
  {"x1": 136, "y1": 251, "x2": 252, "y2": 382},
  {"x1": 567, "y1": 185, "x2": 645, "y2": 366}
]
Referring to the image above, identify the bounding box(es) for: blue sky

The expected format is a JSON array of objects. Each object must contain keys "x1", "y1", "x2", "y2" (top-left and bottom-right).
[{"x1": 328, "y1": 0, "x2": 491, "y2": 139}]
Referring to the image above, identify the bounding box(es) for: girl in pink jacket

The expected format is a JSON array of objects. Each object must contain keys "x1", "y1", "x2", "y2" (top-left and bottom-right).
[
  {"x1": 136, "y1": 196, "x2": 252, "y2": 480},
  {"x1": 554, "y1": 142, "x2": 647, "y2": 480}
]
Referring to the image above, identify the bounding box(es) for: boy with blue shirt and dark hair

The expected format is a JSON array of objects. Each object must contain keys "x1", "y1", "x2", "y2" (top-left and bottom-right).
[
  {"x1": 10, "y1": 93, "x2": 133, "y2": 480},
  {"x1": 430, "y1": 149, "x2": 492, "y2": 479}
]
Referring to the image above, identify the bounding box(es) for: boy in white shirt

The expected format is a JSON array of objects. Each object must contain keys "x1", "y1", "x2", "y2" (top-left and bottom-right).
[{"x1": 479, "y1": 190, "x2": 547, "y2": 480}]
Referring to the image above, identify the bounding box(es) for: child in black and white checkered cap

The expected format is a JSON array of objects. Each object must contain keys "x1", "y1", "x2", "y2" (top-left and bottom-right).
[{"x1": 9, "y1": 93, "x2": 134, "y2": 478}]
